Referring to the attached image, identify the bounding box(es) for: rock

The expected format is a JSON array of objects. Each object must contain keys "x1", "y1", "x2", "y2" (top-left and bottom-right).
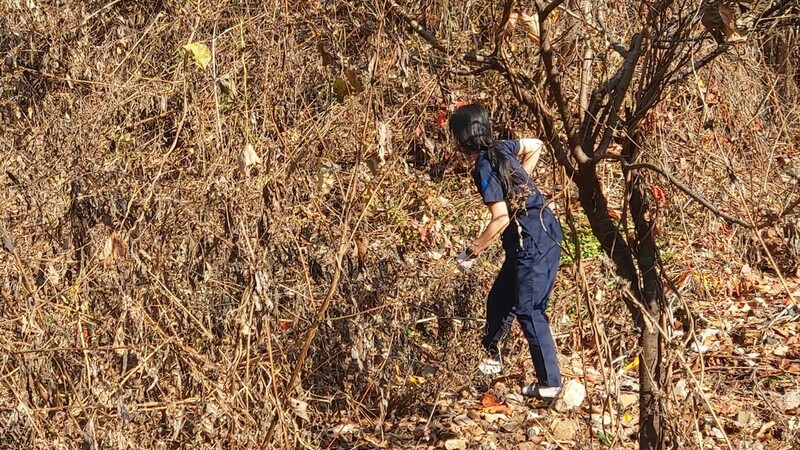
[
  {"x1": 778, "y1": 390, "x2": 800, "y2": 411},
  {"x1": 444, "y1": 438, "x2": 467, "y2": 450},
  {"x1": 555, "y1": 380, "x2": 586, "y2": 412},
  {"x1": 619, "y1": 393, "x2": 637, "y2": 409},
  {"x1": 550, "y1": 418, "x2": 579, "y2": 441},
  {"x1": 526, "y1": 426, "x2": 541, "y2": 439},
  {"x1": 501, "y1": 422, "x2": 520, "y2": 433}
]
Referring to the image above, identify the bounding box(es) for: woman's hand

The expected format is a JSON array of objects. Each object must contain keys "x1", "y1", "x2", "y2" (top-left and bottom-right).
[
  {"x1": 457, "y1": 202, "x2": 510, "y2": 273},
  {"x1": 455, "y1": 250, "x2": 476, "y2": 272}
]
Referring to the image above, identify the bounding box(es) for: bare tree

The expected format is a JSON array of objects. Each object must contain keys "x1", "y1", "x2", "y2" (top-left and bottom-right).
[{"x1": 391, "y1": 0, "x2": 796, "y2": 447}]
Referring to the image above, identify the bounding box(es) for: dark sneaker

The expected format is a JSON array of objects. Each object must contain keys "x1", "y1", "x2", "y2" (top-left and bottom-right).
[{"x1": 521, "y1": 383, "x2": 561, "y2": 399}]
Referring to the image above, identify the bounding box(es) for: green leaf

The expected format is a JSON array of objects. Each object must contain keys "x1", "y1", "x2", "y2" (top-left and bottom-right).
[{"x1": 183, "y1": 42, "x2": 212, "y2": 70}]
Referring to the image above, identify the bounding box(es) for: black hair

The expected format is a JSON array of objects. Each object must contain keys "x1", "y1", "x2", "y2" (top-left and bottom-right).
[{"x1": 449, "y1": 103, "x2": 530, "y2": 207}]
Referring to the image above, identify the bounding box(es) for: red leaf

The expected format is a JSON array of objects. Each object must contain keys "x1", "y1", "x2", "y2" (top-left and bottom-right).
[
  {"x1": 481, "y1": 392, "x2": 502, "y2": 407},
  {"x1": 482, "y1": 404, "x2": 512, "y2": 415},
  {"x1": 435, "y1": 109, "x2": 448, "y2": 128},
  {"x1": 649, "y1": 185, "x2": 666, "y2": 204}
]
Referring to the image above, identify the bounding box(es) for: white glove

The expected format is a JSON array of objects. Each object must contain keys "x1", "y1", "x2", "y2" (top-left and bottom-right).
[{"x1": 456, "y1": 250, "x2": 476, "y2": 273}]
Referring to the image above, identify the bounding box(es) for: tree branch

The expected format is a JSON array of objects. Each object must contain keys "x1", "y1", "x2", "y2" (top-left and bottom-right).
[
  {"x1": 491, "y1": 0, "x2": 515, "y2": 57},
  {"x1": 388, "y1": 1, "x2": 447, "y2": 53},
  {"x1": 536, "y1": 2, "x2": 591, "y2": 165},
  {"x1": 593, "y1": 34, "x2": 644, "y2": 159},
  {"x1": 602, "y1": 156, "x2": 754, "y2": 228},
  {"x1": 671, "y1": 44, "x2": 730, "y2": 84}
]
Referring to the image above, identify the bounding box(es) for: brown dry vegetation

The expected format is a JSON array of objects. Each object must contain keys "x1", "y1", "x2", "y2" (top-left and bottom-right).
[{"x1": 1, "y1": 1, "x2": 799, "y2": 449}]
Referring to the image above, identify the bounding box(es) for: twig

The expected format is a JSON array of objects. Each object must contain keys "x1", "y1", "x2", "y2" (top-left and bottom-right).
[
  {"x1": 388, "y1": 1, "x2": 447, "y2": 53},
  {"x1": 559, "y1": 2, "x2": 628, "y2": 57},
  {"x1": 672, "y1": 44, "x2": 731, "y2": 84},
  {"x1": 601, "y1": 156, "x2": 754, "y2": 228}
]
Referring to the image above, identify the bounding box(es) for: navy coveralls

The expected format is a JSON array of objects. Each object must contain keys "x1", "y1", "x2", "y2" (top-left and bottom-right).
[{"x1": 473, "y1": 140, "x2": 564, "y2": 388}]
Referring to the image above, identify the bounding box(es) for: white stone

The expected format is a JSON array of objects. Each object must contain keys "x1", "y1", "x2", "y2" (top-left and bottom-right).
[{"x1": 555, "y1": 380, "x2": 586, "y2": 412}]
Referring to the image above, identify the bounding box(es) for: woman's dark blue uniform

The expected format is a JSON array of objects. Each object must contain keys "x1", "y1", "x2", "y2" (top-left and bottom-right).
[{"x1": 472, "y1": 140, "x2": 563, "y2": 388}]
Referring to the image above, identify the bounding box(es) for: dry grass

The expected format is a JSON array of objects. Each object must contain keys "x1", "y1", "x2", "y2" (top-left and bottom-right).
[{"x1": 1, "y1": 1, "x2": 798, "y2": 449}]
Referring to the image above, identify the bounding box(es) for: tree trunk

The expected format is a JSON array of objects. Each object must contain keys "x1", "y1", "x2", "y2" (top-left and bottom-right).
[
  {"x1": 576, "y1": 165, "x2": 642, "y2": 322},
  {"x1": 626, "y1": 133, "x2": 667, "y2": 450}
]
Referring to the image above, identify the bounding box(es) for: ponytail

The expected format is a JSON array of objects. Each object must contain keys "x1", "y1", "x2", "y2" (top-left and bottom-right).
[{"x1": 484, "y1": 141, "x2": 531, "y2": 210}]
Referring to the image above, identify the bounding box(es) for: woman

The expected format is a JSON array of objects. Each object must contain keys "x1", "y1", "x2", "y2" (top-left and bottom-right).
[{"x1": 450, "y1": 104, "x2": 563, "y2": 399}]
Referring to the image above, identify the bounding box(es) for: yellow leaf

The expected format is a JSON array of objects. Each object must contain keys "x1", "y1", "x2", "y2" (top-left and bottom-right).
[
  {"x1": 318, "y1": 161, "x2": 340, "y2": 195},
  {"x1": 623, "y1": 412, "x2": 633, "y2": 422},
  {"x1": 623, "y1": 356, "x2": 639, "y2": 372},
  {"x1": 408, "y1": 375, "x2": 426, "y2": 385},
  {"x1": 183, "y1": 42, "x2": 212, "y2": 70}
]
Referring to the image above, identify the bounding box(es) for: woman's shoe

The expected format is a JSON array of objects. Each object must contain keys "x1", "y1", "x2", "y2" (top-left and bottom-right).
[
  {"x1": 478, "y1": 356, "x2": 503, "y2": 375},
  {"x1": 521, "y1": 383, "x2": 561, "y2": 399}
]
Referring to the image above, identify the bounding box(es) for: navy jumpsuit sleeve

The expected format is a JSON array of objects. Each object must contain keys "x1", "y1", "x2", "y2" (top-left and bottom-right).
[{"x1": 472, "y1": 161, "x2": 505, "y2": 205}]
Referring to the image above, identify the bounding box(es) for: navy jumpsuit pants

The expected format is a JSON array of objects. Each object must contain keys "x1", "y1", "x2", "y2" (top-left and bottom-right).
[
  {"x1": 473, "y1": 140, "x2": 563, "y2": 388},
  {"x1": 481, "y1": 237, "x2": 562, "y2": 388}
]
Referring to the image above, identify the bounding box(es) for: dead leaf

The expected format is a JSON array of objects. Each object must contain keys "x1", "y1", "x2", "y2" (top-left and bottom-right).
[
  {"x1": 773, "y1": 344, "x2": 790, "y2": 357},
  {"x1": 482, "y1": 404, "x2": 512, "y2": 415},
  {"x1": 719, "y1": 4, "x2": 746, "y2": 42},
  {"x1": 117, "y1": 397, "x2": 131, "y2": 423},
  {"x1": 2, "y1": 233, "x2": 14, "y2": 253},
  {"x1": 435, "y1": 109, "x2": 448, "y2": 129},
  {"x1": 482, "y1": 412, "x2": 508, "y2": 423},
  {"x1": 444, "y1": 439, "x2": 467, "y2": 450},
  {"x1": 318, "y1": 161, "x2": 340, "y2": 195},
  {"x1": 356, "y1": 237, "x2": 368, "y2": 268},
  {"x1": 331, "y1": 423, "x2": 359, "y2": 434},
  {"x1": 516, "y1": 11, "x2": 540, "y2": 44},
  {"x1": 623, "y1": 356, "x2": 639, "y2": 372},
  {"x1": 376, "y1": 120, "x2": 390, "y2": 165},
  {"x1": 100, "y1": 232, "x2": 128, "y2": 267},
  {"x1": 239, "y1": 143, "x2": 261, "y2": 173},
  {"x1": 755, "y1": 420, "x2": 775, "y2": 438},
  {"x1": 649, "y1": 185, "x2": 667, "y2": 204},
  {"x1": 550, "y1": 418, "x2": 579, "y2": 441},
  {"x1": 453, "y1": 414, "x2": 478, "y2": 429},
  {"x1": 289, "y1": 398, "x2": 310, "y2": 421},
  {"x1": 408, "y1": 375, "x2": 426, "y2": 386},
  {"x1": 619, "y1": 393, "x2": 637, "y2": 409}
]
